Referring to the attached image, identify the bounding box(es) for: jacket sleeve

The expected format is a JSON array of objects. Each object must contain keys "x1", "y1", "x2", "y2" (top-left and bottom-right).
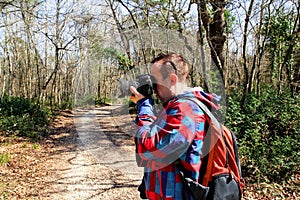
[{"x1": 135, "y1": 98, "x2": 204, "y2": 167}]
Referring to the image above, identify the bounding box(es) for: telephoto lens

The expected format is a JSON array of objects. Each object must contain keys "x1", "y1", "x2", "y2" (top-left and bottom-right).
[
  {"x1": 136, "y1": 74, "x2": 154, "y2": 97},
  {"x1": 118, "y1": 74, "x2": 154, "y2": 98},
  {"x1": 118, "y1": 79, "x2": 139, "y2": 98}
]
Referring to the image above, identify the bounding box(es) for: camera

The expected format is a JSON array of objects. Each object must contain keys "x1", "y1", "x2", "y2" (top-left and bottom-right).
[{"x1": 118, "y1": 74, "x2": 154, "y2": 98}]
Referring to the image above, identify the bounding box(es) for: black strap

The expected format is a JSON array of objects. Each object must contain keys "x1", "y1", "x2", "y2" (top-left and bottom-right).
[{"x1": 230, "y1": 130, "x2": 243, "y2": 177}]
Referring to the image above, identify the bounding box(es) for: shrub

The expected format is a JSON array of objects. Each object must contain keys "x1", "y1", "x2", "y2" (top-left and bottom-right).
[
  {"x1": 0, "y1": 95, "x2": 50, "y2": 138},
  {"x1": 225, "y1": 90, "x2": 299, "y2": 183},
  {"x1": 95, "y1": 96, "x2": 111, "y2": 105},
  {"x1": 74, "y1": 95, "x2": 95, "y2": 107}
]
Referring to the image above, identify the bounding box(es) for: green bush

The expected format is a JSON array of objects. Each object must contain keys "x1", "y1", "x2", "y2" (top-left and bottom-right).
[
  {"x1": 95, "y1": 96, "x2": 111, "y2": 105},
  {"x1": 60, "y1": 99, "x2": 73, "y2": 110},
  {"x1": 75, "y1": 95, "x2": 95, "y2": 107},
  {"x1": 225, "y1": 90, "x2": 299, "y2": 183},
  {"x1": 0, "y1": 94, "x2": 50, "y2": 138}
]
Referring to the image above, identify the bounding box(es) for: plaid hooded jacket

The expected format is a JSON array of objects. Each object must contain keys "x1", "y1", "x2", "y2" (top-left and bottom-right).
[{"x1": 134, "y1": 89, "x2": 220, "y2": 200}]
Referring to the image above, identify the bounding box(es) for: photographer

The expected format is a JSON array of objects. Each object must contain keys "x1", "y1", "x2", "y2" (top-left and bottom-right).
[{"x1": 130, "y1": 53, "x2": 220, "y2": 200}]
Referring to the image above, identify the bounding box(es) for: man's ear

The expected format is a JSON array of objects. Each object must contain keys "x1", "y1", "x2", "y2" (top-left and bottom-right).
[{"x1": 169, "y1": 74, "x2": 178, "y2": 86}]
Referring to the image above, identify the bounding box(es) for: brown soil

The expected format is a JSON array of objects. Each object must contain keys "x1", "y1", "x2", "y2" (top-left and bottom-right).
[
  {"x1": 0, "y1": 106, "x2": 142, "y2": 200},
  {"x1": 0, "y1": 105, "x2": 299, "y2": 199}
]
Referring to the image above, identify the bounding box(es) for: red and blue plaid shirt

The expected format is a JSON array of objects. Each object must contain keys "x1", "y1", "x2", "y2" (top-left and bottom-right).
[{"x1": 135, "y1": 90, "x2": 220, "y2": 200}]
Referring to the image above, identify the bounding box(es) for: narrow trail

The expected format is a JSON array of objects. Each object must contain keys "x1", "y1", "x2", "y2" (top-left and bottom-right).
[{"x1": 47, "y1": 105, "x2": 143, "y2": 200}]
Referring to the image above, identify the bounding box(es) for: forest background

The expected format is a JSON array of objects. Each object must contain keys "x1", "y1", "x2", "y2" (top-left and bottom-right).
[{"x1": 0, "y1": 0, "x2": 299, "y2": 199}]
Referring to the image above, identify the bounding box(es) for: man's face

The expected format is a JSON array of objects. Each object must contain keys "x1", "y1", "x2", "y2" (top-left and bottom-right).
[{"x1": 151, "y1": 61, "x2": 173, "y2": 103}]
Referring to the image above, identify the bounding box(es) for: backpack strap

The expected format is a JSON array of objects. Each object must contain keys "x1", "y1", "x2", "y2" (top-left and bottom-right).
[
  {"x1": 180, "y1": 96, "x2": 225, "y2": 144},
  {"x1": 181, "y1": 97, "x2": 244, "y2": 187},
  {"x1": 181, "y1": 97, "x2": 220, "y2": 128},
  {"x1": 230, "y1": 130, "x2": 243, "y2": 179},
  {"x1": 180, "y1": 97, "x2": 230, "y2": 180}
]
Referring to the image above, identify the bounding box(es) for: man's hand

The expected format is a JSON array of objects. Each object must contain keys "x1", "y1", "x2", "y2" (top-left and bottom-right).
[{"x1": 130, "y1": 86, "x2": 145, "y2": 103}]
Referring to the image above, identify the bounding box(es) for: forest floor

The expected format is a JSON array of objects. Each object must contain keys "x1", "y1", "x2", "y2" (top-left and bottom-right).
[{"x1": 0, "y1": 105, "x2": 299, "y2": 200}]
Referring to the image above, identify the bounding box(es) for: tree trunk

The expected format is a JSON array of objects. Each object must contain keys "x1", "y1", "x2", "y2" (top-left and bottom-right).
[
  {"x1": 256, "y1": 0, "x2": 268, "y2": 96},
  {"x1": 108, "y1": 0, "x2": 132, "y2": 62},
  {"x1": 199, "y1": 0, "x2": 226, "y2": 85},
  {"x1": 197, "y1": 0, "x2": 209, "y2": 92},
  {"x1": 241, "y1": 0, "x2": 255, "y2": 107},
  {"x1": 5, "y1": 10, "x2": 14, "y2": 96},
  {"x1": 281, "y1": 4, "x2": 300, "y2": 96}
]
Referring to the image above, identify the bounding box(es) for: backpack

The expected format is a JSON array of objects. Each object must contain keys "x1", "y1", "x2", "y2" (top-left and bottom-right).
[{"x1": 177, "y1": 97, "x2": 245, "y2": 200}]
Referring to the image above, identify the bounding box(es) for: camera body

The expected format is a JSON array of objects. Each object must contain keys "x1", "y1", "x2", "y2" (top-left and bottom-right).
[{"x1": 118, "y1": 74, "x2": 154, "y2": 98}]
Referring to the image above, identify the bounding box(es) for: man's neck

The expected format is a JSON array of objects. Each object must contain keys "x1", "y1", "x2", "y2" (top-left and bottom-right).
[{"x1": 173, "y1": 82, "x2": 188, "y2": 96}]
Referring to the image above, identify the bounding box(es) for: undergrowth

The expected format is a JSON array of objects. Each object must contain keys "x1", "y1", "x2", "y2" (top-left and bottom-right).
[
  {"x1": 225, "y1": 89, "x2": 299, "y2": 185},
  {"x1": 0, "y1": 94, "x2": 50, "y2": 139}
]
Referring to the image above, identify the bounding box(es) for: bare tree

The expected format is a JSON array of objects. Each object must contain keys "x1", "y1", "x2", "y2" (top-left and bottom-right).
[
  {"x1": 240, "y1": 0, "x2": 255, "y2": 105},
  {"x1": 40, "y1": 0, "x2": 77, "y2": 108},
  {"x1": 197, "y1": 0, "x2": 227, "y2": 85},
  {"x1": 3, "y1": 6, "x2": 13, "y2": 96},
  {"x1": 0, "y1": 0, "x2": 298, "y2": 108}
]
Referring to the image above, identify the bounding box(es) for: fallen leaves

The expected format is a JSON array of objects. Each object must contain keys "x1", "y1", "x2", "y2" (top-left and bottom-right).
[{"x1": 0, "y1": 108, "x2": 299, "y2": 200}]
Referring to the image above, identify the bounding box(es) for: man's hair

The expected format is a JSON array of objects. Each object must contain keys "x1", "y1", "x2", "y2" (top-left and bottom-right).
[{"x1": 151, "y1": 52, "x2": 189, "y2": 81}]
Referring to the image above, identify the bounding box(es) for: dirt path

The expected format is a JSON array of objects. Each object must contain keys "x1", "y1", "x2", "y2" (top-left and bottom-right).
[
  {"x1": 1, "y1": 105, "x2": 298, "y2": 199},
  {"x1": 44, "y1": 105, "x2": 143, "y2": 200}
]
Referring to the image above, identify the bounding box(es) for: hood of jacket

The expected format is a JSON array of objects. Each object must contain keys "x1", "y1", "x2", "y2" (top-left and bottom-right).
[{"x1": 169, "y1": 87, "x2": 221, "y2": 112}]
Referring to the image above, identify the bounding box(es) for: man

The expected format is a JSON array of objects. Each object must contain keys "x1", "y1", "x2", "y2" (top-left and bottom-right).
[{"x1": 130, "y1": 53, "x2": 220, "y2": 200}]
